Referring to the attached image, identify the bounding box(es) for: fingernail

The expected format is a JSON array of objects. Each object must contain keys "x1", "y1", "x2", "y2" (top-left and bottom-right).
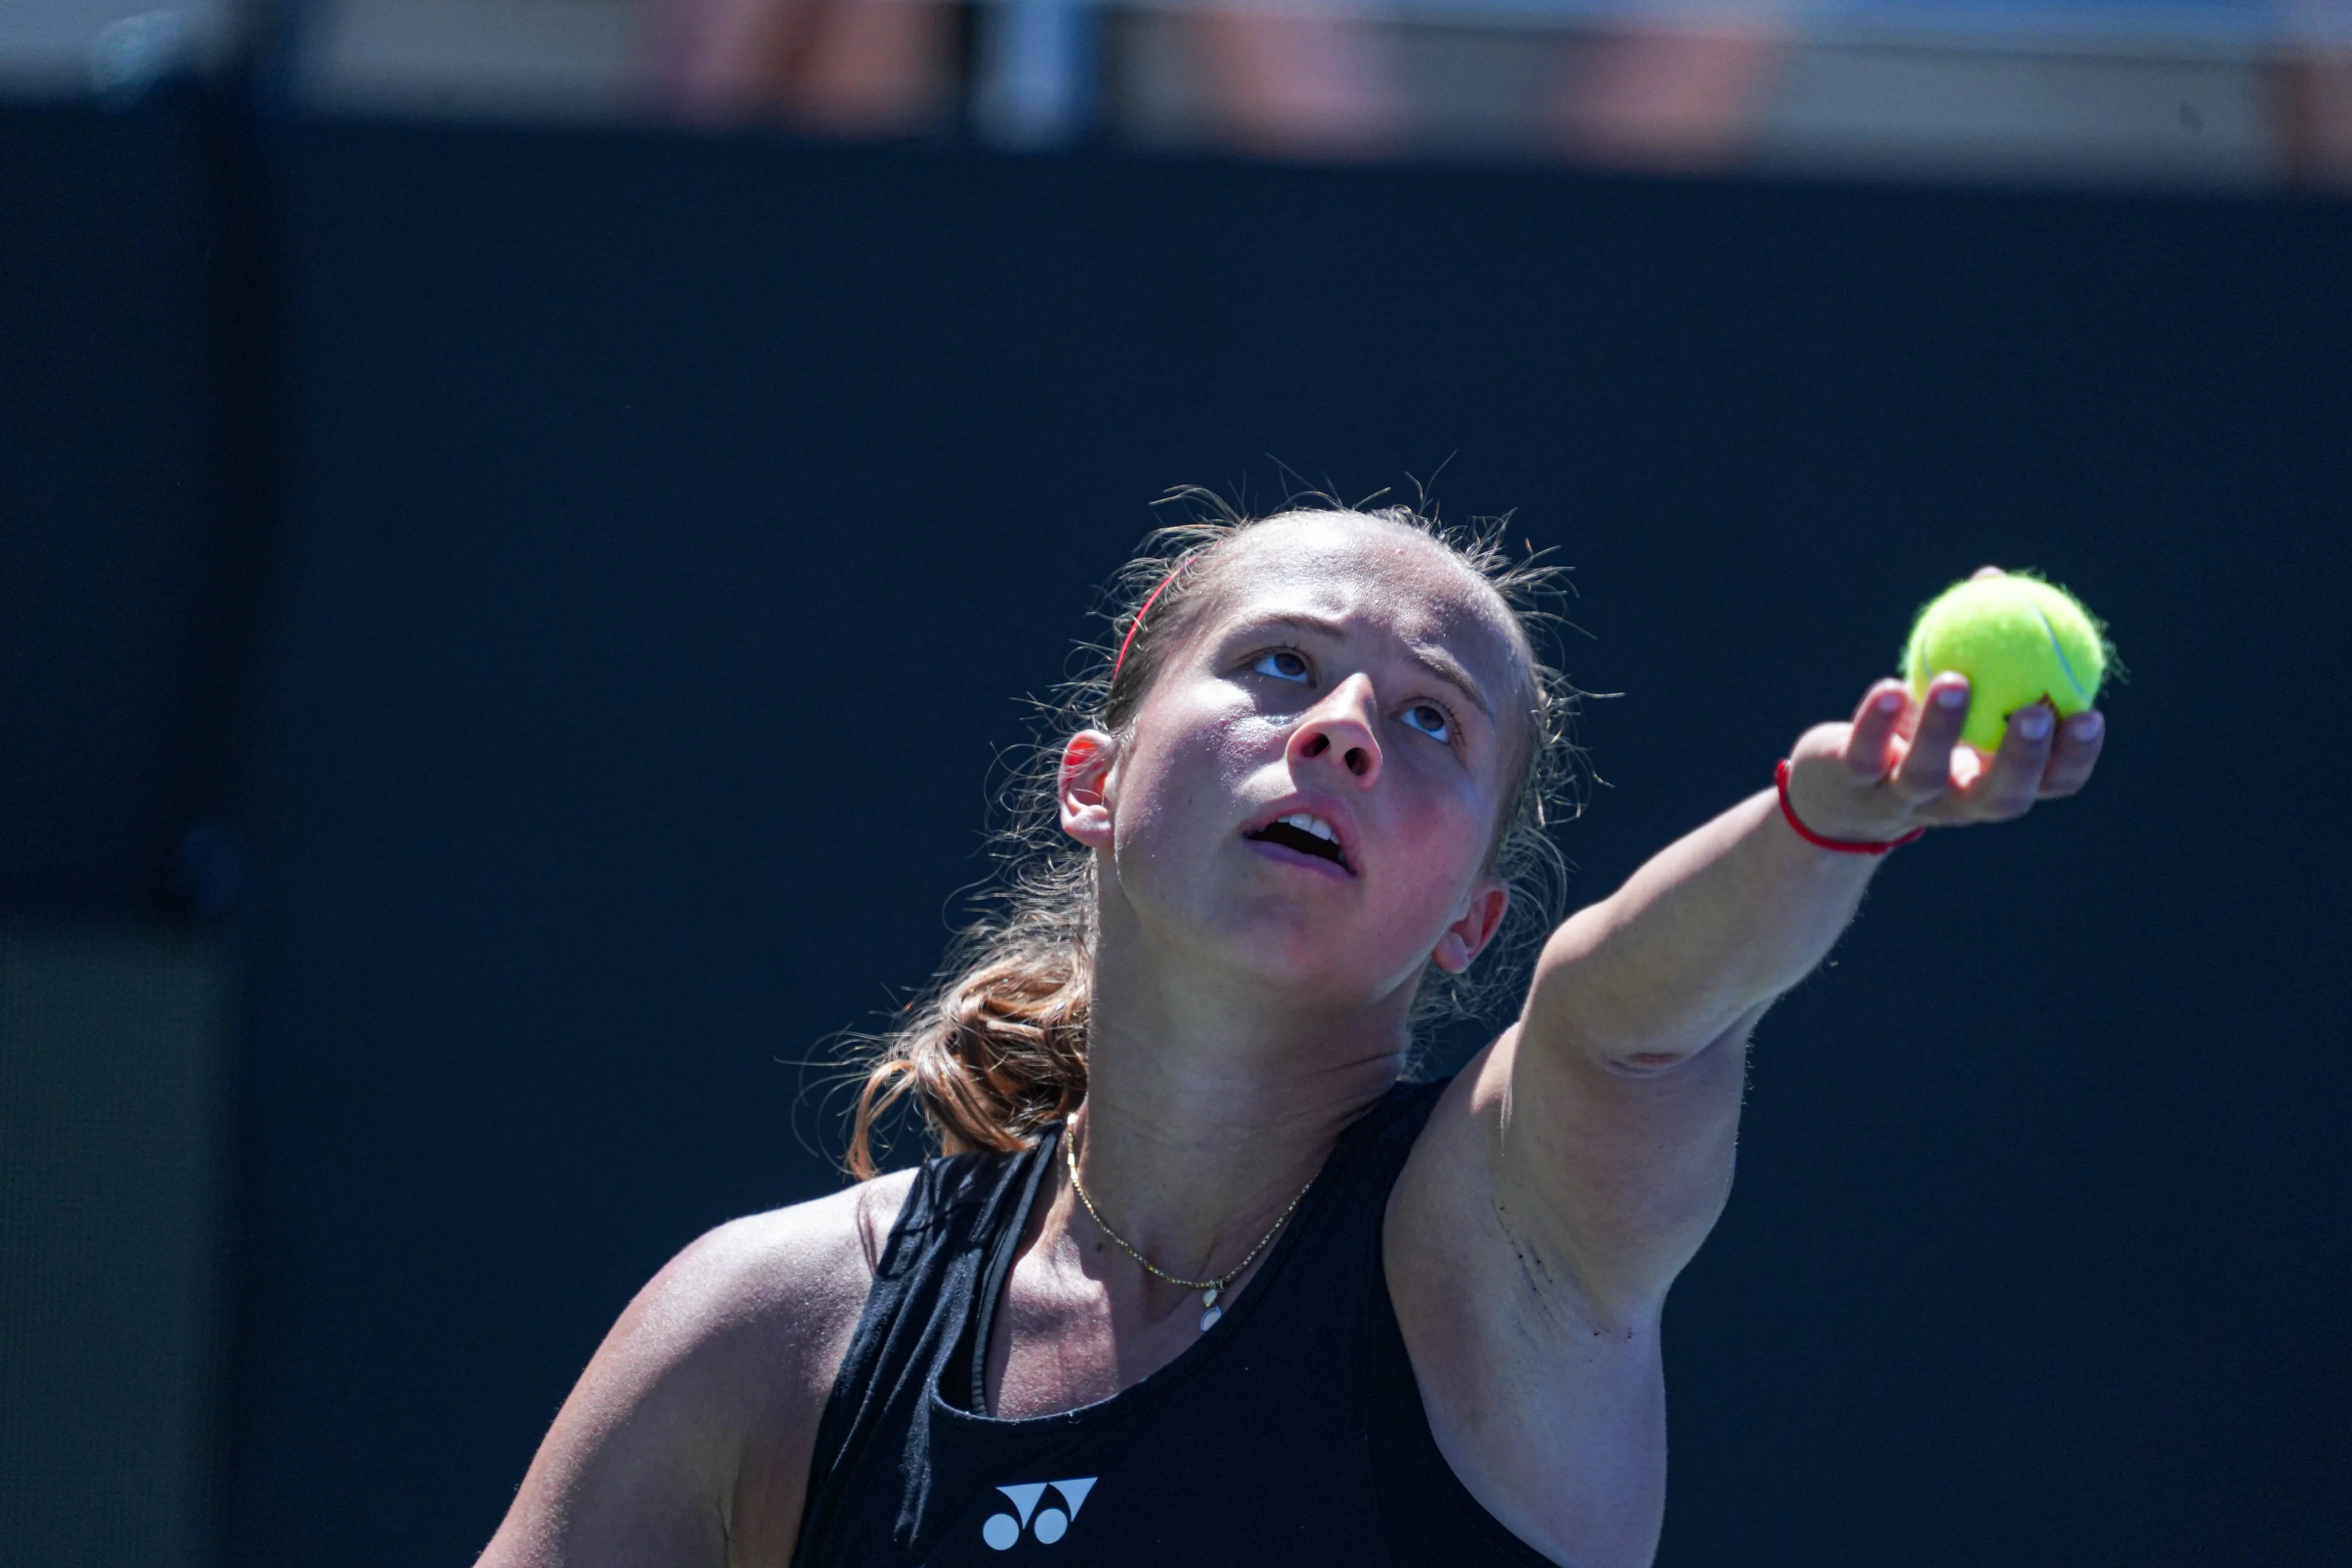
[
  {"x1": 2016, "y1": 707, "x2": 2052, "y2": 740},
  {"x1": 2070, "y1": 712, "x2": 2104, "y2": 740},
  {"x1": 1875, "y1": 692, "x2": 1903, "y2": 712},
  {"x1": 1936, "y1": 685, "x2": 1968, "y2": 709}
]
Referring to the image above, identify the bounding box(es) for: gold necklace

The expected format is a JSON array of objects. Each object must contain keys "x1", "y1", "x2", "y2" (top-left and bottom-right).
[{"x1": 1061, "y1": 1115, "x2": 1316, "y2": 1333}]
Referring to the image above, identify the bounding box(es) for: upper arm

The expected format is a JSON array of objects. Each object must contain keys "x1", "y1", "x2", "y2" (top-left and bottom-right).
[
  {"x1": 1443, "y1": 750, "x2": 1888, "y2": 1320},
  {"x1": 1385, "y1": 1039, "x2": 1730, "y2": 1567},
  {"x1": 1477, "y1": 798, "x2": 1842, "y2": 1316},
  {"x1": 1398, "y1": 910, "x2": 1759, "y2": 1336},
  {"x1": 475, "y1": 1174, "x2": 913, "y2": 1568},
  {"x1": 1487, "y1": 997, "x2": 1752, "y2": 1316}
]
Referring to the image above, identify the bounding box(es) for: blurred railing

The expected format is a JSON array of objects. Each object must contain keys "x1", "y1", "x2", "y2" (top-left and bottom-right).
[
  {"x1": 974, "y1": 0, "x2": 2350, "y2": 146},
  {"x1": 2, "y1": 0, "x2": 2347, "y2": 184}
]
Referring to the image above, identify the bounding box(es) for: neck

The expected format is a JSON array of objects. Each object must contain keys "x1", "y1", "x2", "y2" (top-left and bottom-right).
[{"x1": 1063, "y1": 895, "x2": 1413, "y2": 1283}]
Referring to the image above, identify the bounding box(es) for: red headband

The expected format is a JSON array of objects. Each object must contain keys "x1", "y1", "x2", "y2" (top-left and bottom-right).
[{"x1": 1110, "y1": 557, "x2": 1194, "y2": 685}]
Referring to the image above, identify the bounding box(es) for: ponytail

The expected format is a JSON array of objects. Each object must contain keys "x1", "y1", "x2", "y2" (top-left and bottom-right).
[{"x1": 848, "y1": 909, "x2": 1094, "y2": 1179}]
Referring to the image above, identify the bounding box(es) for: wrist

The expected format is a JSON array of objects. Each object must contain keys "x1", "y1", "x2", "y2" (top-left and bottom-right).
[{"x1": 1775, "y1": 759, "x2": 1925, "y2": 856}]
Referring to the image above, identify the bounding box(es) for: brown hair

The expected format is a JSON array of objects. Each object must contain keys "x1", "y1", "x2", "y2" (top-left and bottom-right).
[{"x1": 843, "y1": 494, "x2": 1581, "y2": 1179}]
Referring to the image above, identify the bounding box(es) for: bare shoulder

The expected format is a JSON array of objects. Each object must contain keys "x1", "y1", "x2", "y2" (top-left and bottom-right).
[
  {"x1": 660, "y1": 1166, "x2": 920, "y2": 1426},
  {"x1": 1383, "y1": 1042, "x2": 1672, "y2": 1568},
  {"x1": 477, "y1": 1168, "x2": 918, "y2": 1568},
  {"x1": 669, "y1": 1166, "x2": 919, "y2": 1369}
]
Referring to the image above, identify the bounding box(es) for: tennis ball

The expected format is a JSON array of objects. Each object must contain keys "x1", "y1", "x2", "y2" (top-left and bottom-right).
[{"x1": 1901, "y1": 572, "x2": 2109, "y2": 753}]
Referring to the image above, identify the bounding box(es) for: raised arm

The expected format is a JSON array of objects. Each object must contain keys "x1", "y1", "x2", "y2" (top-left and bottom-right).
[
  {"x1": 1488, "y1": 661, "x2": 2105, "y2": 1316},
  {"x1": 1384, "y1": 650, "x2": 2103, "y2": 1567}
]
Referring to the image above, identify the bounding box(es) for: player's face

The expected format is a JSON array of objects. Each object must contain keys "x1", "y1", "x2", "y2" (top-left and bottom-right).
[{"x1": 1085, "y1": 516, "x2": 1526, "y2": 1012}]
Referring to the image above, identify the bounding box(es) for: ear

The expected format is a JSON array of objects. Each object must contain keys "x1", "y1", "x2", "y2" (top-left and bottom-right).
[
  {"x1": 1057, "y1": 729, "x2": 1117, "y2": 851},
  {"x1": 1430, "y1": 879, "x2": 1510, "y2": 976}
]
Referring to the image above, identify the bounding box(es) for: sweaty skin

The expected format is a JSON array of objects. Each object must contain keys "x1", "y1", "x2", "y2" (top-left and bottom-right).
[{"x1": 477, "y1": 538, "x2": 2101, "y2": 1568}]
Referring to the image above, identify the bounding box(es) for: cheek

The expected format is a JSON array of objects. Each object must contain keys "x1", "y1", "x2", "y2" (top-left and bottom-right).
[
  {"x1": 1117, "y1": 701, "x2": 1280, "y2": 827},
  {"x1": 1389, "y1": 771, "x2": 1499, "y2": 889}
]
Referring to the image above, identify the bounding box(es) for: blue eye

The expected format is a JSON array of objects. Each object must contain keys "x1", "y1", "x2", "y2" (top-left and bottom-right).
[
  {"x1": 1253, "y1": 650, "x2": 1311, "y2": 683},
  {"x1": 1402, "y1": 703, "x2": 1452, "y2": 744}
]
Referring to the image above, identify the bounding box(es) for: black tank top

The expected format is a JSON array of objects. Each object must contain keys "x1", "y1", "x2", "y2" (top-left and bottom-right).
[{"x1": 789, "y1": 1077, "x2": 1559, "y2": 1567}]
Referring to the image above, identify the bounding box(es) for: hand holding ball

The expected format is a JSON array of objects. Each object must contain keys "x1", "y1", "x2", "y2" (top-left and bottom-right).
[
  {"x1": 1784, "y1": 568, "x2": 2109, "y2": 846},
  {"x1": 1901, "y1": 572, "x2": 2109, "y2": 753}
]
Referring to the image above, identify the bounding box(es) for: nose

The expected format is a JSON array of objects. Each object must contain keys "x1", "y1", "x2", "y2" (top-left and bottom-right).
[{"x1": 1286, "y1": 674, "x2": 1382, "y2": 788}]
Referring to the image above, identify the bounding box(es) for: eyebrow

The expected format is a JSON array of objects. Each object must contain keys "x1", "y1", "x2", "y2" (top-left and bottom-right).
[{"x1": 1255, "y1": 612, "x2": 1496, "y2": 722}]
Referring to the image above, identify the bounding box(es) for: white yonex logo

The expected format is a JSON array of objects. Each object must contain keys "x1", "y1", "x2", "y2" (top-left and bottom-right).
[{"x1": 981, "y1": 1478, "x2": 1097, "y2": 1550}]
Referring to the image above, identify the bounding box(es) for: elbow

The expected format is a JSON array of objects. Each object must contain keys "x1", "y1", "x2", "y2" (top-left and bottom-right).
[
  {"x1": 1609, "y1": 1050, "x2": 1690, "y2": 1074},
  {"x1": 1593, "y1": 1006, "x2": 1764, "y2": 1080},
  {"x1": 1596, "y1": 1044, "x2": 1713, "y2": 1080}
]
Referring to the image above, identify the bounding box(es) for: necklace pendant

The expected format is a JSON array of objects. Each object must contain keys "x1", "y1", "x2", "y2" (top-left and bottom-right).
[
  {"x1": 1202, "y1": 1286, "x2": 1220, "y2": 1308},
  {"x1": 1198, "y1": 1303, "x2": 1223, "y2": 1332}
]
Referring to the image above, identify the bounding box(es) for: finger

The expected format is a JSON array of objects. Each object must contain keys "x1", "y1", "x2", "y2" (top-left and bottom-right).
[
  {"x1": 1970, "y1": 565, "x2": 2005, "y2": 581},
  {"x1": 2038, "y1": 709, "x2": 2105, "y2": 797},
  {"x1": 1894, "y1": 674, "x2": 1968, "y2": 802},
  {"x1": 1970, "y1": 702, "x2": 2054, "y2": 820},
  {"x1": 1844, "y1": 681, "x2": 1909, "y2": 779}
]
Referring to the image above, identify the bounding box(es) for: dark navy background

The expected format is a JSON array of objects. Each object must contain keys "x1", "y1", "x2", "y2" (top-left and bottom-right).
[{"x1": 6, "y1": 89, "x2": 2348, "y2": 1565}]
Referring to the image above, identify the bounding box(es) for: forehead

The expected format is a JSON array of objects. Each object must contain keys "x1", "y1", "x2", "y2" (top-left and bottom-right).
[{"x1": 1200, "y1": 514, "x2": 1526, "y2": 673}]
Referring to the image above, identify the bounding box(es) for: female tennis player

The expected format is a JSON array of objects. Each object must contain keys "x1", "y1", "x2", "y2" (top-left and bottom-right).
[{"x1": 477, "y1": 504, "x2": 2103, "y2": 1567}]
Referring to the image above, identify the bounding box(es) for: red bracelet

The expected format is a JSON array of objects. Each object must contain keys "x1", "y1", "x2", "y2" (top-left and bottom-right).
[{"x1": 1775, "y1": 759, "x2": 1926, "y2": 856}]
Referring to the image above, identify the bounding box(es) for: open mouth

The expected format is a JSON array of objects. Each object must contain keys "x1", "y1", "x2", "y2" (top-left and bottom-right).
[{"x1": 1245, "y1": 812, "x2": 1350, "y2": 872}]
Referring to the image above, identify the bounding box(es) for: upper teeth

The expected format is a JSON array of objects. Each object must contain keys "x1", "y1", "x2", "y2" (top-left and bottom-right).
[{"x1": 1280, "y1": 812, "x2": 1338, "y2": 844}]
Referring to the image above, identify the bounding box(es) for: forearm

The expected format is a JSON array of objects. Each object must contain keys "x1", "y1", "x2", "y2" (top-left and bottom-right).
[
  {"x1": 1527, "y1": 788, "x2": 1879, "y2": 1066},
  {"x1": 1491, "y1": 668, "x2": 2103, "y2": 1310}
]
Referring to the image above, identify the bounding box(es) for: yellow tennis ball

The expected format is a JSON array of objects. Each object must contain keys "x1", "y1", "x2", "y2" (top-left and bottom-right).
[{"x1": 1901, "y1": 572, "x2": 2110, "y2": 753}]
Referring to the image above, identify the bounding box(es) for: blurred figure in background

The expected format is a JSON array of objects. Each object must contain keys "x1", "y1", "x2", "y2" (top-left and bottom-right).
[
  {"x1": 2279, "y1": 0, "x2": 2352, "y2": 184},
  {"x1": 655, "y1": 0, "x2": 959, "y2": 132},
  {"x1": 656, "y1": 0, "x2": 1415, "y2": 156},
  {"x1": 1193, "y1": 2, "x2": 1408, "y2": 159},
  {"x1": 1191, "y1": 2, "x2": 1788, "y2": 168},
  {"x1": 1189, "y1": 0, "x2": 1789, "y2": 167},
  {"x1": 1548, "y1": 10, "x2": 1789, "y2": 171}
]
